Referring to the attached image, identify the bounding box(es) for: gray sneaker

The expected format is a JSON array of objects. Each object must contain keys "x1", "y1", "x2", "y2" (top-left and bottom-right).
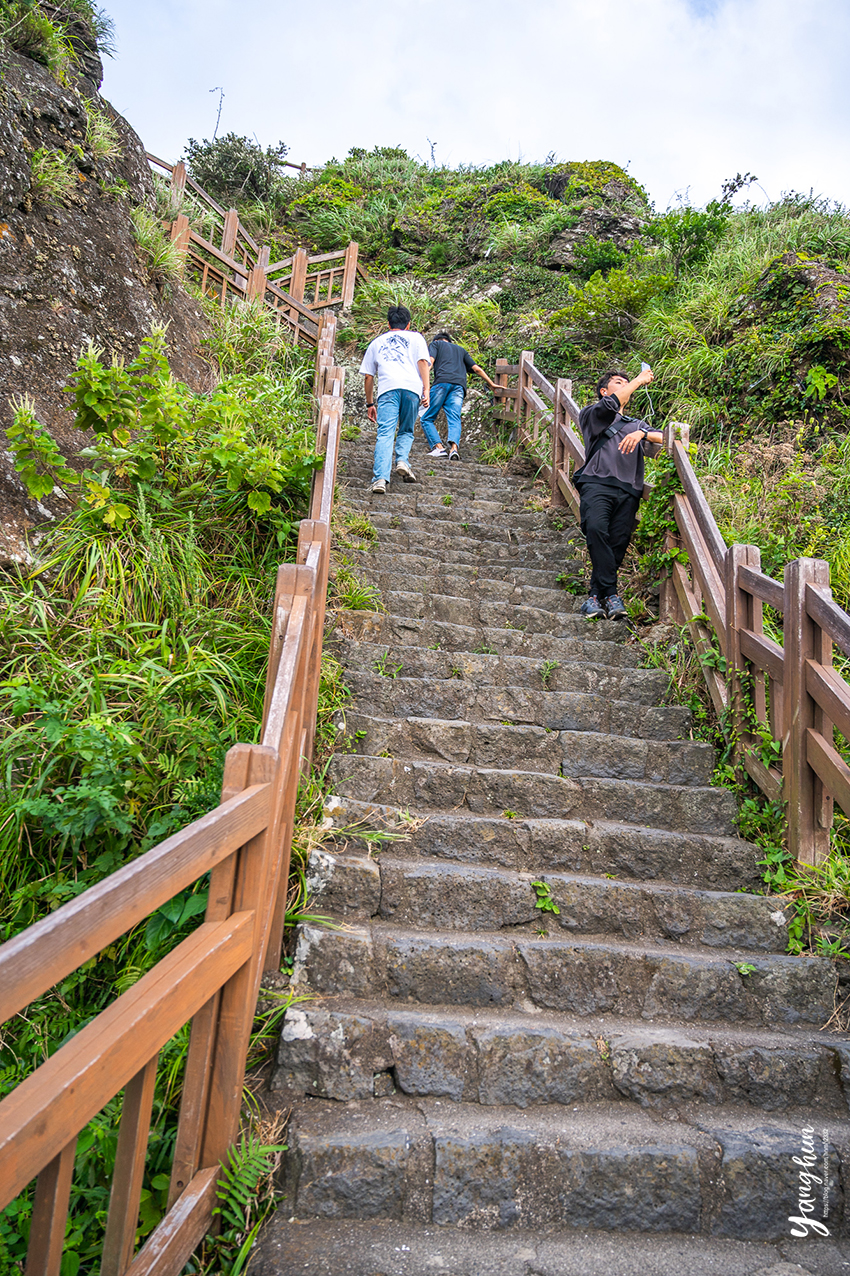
[
  {"x1": 604, "y1": 594, "x2": 628, "y2": 619},
  {"x1": 579, "y1": 595, "x2": 605, "y2": 619},
  {"x1": 371, "y1": 478, "x2": 387, "y2": 494},
  {"x1": 394, "y1": 460, "x2": 417, "y2": 483}
]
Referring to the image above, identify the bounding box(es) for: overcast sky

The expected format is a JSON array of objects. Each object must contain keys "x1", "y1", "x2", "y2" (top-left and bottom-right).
[{"x1": 101, "y1": 0, "x2": 849, "y2": 211}]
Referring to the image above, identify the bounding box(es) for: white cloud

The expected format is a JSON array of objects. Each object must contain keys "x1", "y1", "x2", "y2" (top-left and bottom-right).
[{"x1": 101, "y1": 0, "x2": 850, "y2": 210}]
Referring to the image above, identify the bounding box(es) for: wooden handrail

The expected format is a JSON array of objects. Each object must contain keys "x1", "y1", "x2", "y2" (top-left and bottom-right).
[
  {"x1": 498, "y1": 352, "x2": 850, "y2": 868},
  {"x1": 0, "y1": 312, "x2": 347, "y2": 1273}
]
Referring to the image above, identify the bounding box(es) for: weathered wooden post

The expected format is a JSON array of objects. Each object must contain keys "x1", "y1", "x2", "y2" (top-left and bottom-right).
[
  {"x1": 725, "y1": 543, "x2": 763, "y2": 775},
  {"x1": 246, "y1": 245, "x2": 270, "y2": 301},
  {"x1": 516, "y1": 351, "x2": 532, "y2": 448},
  {"x1": 169, "y1": 160, "x2": 187, "y2": 211},
  {"x1": 341, "y1": 242, "x2": 359, "y2": 309},
  {"x1": 169, "y1": 214, "x2": 191, "y2": 277},
  {"x1": 784, "y1": 558, "x2": 833, "y2": 865}
]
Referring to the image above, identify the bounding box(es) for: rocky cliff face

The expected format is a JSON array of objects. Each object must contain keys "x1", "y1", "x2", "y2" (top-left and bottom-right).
[{"x1": 0, "y1": 45, "x2": 211, "y2": 562}]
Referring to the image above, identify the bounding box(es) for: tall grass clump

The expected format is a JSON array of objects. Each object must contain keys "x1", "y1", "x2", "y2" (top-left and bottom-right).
[
  {"x1": 29, "y1": 146, "x2": 76, "y2": 204},
  {"x1": 130, "y1": 206, "x2": 186, "y2": 284}
]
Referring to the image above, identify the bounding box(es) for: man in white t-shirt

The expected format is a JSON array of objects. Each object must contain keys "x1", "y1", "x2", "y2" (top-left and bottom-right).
[{"x1": 359, "y1": 305, "x2": 431, "y2": 493}]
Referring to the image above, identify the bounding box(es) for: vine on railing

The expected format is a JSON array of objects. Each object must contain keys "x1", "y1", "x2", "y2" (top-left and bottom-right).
[
  {"x1": 146, "y1": 155, "x2": 362, "y2": 346},
  {"x1": 0, "y1": 318, "x2": 346, "y2": 1275},
  {"x1": 496, "y1": 354, "x2": 850, "y2": 869}
]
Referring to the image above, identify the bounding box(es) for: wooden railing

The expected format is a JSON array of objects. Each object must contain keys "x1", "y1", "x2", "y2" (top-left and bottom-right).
[
  {"x1": 497, "y1": 352, "x2": 850, "y2": 868},
  {"x1": 0, "y1": 316, "x2": 346, "y2": 1275},
  {"x1": 147, "y1": 156, "x2": 362, "y2": 345}
]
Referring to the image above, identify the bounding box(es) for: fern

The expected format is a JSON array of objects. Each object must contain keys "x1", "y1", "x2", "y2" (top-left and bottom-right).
[{"x1": 214, "y1": 1132, "x2": 286, "y2": 1234}]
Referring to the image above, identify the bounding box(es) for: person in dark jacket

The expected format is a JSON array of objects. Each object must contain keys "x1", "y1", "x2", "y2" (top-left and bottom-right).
[
  {"x1": 419, "y1": 331, "x2": 496, "y2": 461},
  {"x1": 575, "y1": 367, "x2": 662, "y2": 620}
]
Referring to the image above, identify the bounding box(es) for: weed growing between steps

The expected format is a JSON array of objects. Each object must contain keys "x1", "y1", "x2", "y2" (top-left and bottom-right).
[{"x1": 0, "y1": 309, "x2": 349, "y2": 1272}]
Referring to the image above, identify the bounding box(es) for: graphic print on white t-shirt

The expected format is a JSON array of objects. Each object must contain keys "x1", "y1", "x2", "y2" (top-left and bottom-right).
[{"x1": 359, "y1": 329, "x2": 430, "y2": 398}]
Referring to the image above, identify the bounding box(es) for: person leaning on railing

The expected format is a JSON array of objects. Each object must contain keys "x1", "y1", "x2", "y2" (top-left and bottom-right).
[{"x1": 573, "y1": 367, "x2": 662, "y2": 620}]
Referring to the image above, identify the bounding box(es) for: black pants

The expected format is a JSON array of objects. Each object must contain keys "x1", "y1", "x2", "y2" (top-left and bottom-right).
[{"x1": 578, "y1": 481, "x2": 640, "y2": 600}]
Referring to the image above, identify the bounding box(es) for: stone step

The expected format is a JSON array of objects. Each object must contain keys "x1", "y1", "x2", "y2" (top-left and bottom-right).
[
  {"x1": 339, "y1": 455, "x2": 530, "y2": 485},
  {"x1": 339, "y1": 549, "x2": 567, "y2": 590},
  {"x1": 306, "y1": 851, "x2": 786, "y2": 950},
  {"x1": 349, "y1": 498, "x2": 558, "y2": 533},
  {"x1": 358, "y1": 524, "x2": 573, "y2": 562},
  {"x1": 341, "y1": 713, "x2": 715, "y2": 785},
  {"x1": 339, "y1": 530, "x2": 576, "y2": 569},
  {"x1": 339, "y1": 671, "x2": 691, "y2": 739},
  {"x1": 364, "y1": 511, "x2": 562, "y2": 542},
  {"x1": 338, "y1": 612, "x2": 640, "y2": 662},
  {"x1": 335, "y1": 638, "x2": 654, "y2": 691},
  {"x1": 341, "y1": 480, "x2": 538, "y2": 505},
  {"x1": 343, "y1": 570, "x2": 586, "y2": 615},
  {"x1": 324, "y1": 796, "x2": 763, "y2": 892},
  {"x1": 330, "y1": 753, "x2": 736, "y2": 833},
  {"x1": 381, "y1": 591, "x2": 626, "y2": 636},
  {"x1": 292, "y1": 922, "x2": 835, "y2": 1025},
  {"x1": 250, "y1": 1215, "x2": 849, "y2": 1276},
  {"x1": 272, "y1": 1095, "x2": 846, "y2": 1239},
  {"x1": 329, "y1": 750, "x2": 730, "y2": 831},
  {"x1": 273, "y1": 998, "x2": 845, "y2": 1113}
]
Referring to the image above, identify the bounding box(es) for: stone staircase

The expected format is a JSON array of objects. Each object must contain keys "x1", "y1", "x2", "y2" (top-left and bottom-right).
[{"x1": 252, "y1": 435, "x2": 850, "y2": 1276}]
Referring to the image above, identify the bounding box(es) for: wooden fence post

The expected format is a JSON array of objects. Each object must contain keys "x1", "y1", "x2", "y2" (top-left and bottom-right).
[
  {"x1": 726, "y1": 543, "x2": 762, "y2": 773},
  {"x1": 247, "y1": 245, "x2": 270, "y2": 301},
  {"x1": 784, "y1": 558, "x2": 833, "y2": 865},
  {"x1": 169, "y1": 215, "x2": 190, "y2": 277},
  {"x1": 221, "y1": 209, "x2": 239, "y2": 258},
  {"x1": 551, "y1": 378, "x2": 570, "y2": 507},
  {"x1": 290, "y1": 248, "x2": 308, "y2": 303},
  {"x1": 169, "y1": 161, "x2": 187, "y2": 211},
  {"x1": 25, "y1": 1138, "x2": 77, "y2": 1276},
  {"x1": 197, "y1": 743, "x2": 283, "y2": 1169},
  {"x1": 341, "y1": 242, "x2": 359, "y2": 309},
  {"x1": 516, "y1": 351, "x2": 532, "y2": 447},
  {"x1": 166, "y1": 744, "x2": 273, "y2": 1206}
]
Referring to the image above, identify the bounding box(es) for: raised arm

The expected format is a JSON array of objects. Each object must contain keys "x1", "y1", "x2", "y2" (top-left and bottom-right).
[{"x1": 611, "y1": 366, "x2": 653, "y2": 411}]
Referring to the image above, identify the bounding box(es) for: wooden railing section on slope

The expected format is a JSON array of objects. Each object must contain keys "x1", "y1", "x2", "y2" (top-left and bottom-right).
[
  {"x1": 496, "y1": 352, "x2": 850, "y2": 868},
  {"x1": 0, "y1": 316, "x2": 346, "y2": 1276},
  {"x1": 147, "y1": 155, "x2": 364, "y2": 346}
]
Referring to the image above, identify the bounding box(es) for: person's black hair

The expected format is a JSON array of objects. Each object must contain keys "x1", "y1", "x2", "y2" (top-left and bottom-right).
[
  {"x1": 432, "y1": 331, "x2": 453, "y2": 343},
  {"x1": 387, "y1": 305, "x2": 411, "y2": 329},
  {"x1": 596, "y1": 369, "x2": 628, "y2": 398}
]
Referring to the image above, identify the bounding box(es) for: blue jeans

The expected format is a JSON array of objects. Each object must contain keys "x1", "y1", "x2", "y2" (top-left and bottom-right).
[
  {"x1": 420, "y1": 382, "x2": 465, "y2": 448},
  {"x1": 372, "y1": 389, "x2": 420, "y2": 482}
]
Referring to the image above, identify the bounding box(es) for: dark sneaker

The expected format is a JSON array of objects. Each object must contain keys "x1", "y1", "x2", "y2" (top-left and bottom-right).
[
  {"x1": 448, "y1": 445, "x2": 461, "y2": 462},
  {"x1": 579, "y1": 594, "x2": 605, "y2": 619},
  {"x1": 604, "y1": 594, "x2": 628, "y2": 619}
]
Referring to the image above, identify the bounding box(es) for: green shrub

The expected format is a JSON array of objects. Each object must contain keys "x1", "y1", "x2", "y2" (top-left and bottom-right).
[
  {"x1": 649, "y1": 201, "x2": 732, "y2": 277},
  {"x1": 184, "y1": 132, "x2": 289, "y2": 203},
  {"x1": 570, "y1": 235, "x2": 627, "y2": 280},
  {"x1": 290, "y1": 176, "x2": 365, "y2": 216},
  {"x1": 484, "y1": 182, "x2": 553, "y2": 223},
  {"x1": 552, "y1": 268, "x2": 673, "y2": 348}
]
